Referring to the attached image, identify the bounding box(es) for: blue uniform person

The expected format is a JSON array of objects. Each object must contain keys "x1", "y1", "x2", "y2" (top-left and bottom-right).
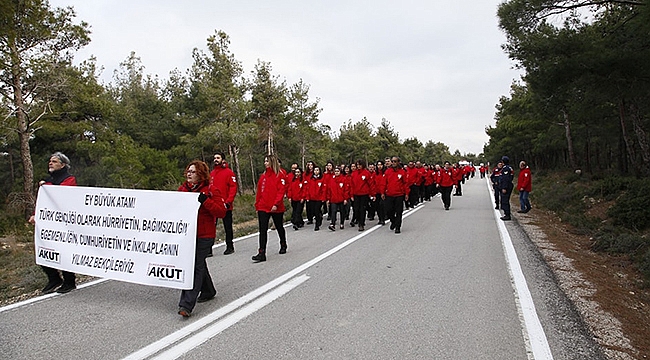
[{"x1": 498, "y1": 156, "x2": 514, "y2": 221}]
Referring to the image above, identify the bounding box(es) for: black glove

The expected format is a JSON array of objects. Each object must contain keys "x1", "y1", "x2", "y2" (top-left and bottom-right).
[{"x1": 198, "y1": 193, "x2": 208, "y2": 203}]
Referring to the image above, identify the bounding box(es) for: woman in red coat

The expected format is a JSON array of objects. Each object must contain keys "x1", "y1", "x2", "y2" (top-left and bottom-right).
[
  {"x1": 177, "y1": 160, "x2": 227, "y2": 317},
  {"x1": 327, "y1": 167, "x2": 349, "y2": 231},
  {"x1": 252, "y1": 154, "x2": 287, "y2": 262},
  {"x1": 287, "y1": 167, "x2": 306, "y2": 230},
  {"x1": 437, "y1": 161, "x2": 455, "y2": 210},
  {"x1": 306, "y1": 166, "x2": 327, "y2": 231},
  {"x1": 350, "y1": 159, "x2": 374, "y2": 231}
]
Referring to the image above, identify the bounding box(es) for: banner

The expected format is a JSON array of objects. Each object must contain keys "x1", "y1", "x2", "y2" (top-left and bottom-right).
[{"x1": 34, "y1": 185, "x2": 201, "y2": 290}]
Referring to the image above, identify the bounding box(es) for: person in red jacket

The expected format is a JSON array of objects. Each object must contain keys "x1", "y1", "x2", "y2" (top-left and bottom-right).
[
  {"x1": 437, "y1": 161, "x2": 455, "y2": 210},
  {"x1": 327, "y1": 167, "x2": 349, "y2": 231},
  {"x1": 350, "y1": 159, "x2": 374, "y2": 231},
  {"x1": 210, "y1": 152, "x2": 238, "y2": 256},
  {"x1": 177, "y1": 160, "x2": 227, "y2": 317},
  {"x1": 452, "y1": 163, "x2": 463, "y2": 196},
  {"x1": 287, "y1": 167, "x2": 306, "y2": 230},
  {"x1": 405, "y1": 161, "x2": 420, "y2": 209},
  {"x1": 517, "y1": 160, "x2": 532, "y2": 213},
  {"x1": 306, "y1": 166, "x2": 327, "y2": 231},
  {"x1": 304, "y1": 161, "x2": 316, "y2": 224},
  {"x1": 374, "y1": 160, "x2": 387, "y2": 225},
  {"x1": 28, "y1": 152, "x2": 78, "y2": 294},
  {"x1": 383, "y1": 156, "x2": 409, "y2": 233},
  {"x1": 252, "y1": 154, "x2": 288, "y2": 262}
]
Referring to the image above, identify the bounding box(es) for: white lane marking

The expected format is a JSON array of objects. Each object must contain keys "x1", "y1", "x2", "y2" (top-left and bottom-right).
[
  {"x1": 124, "y1": 206, "x2": 423, "y2": 360},
  {"x1": 152, "y1": 275, "x2": 310, "y2": 360},
  {"x1": 487, "y1": 179, "x2": 553, "y2": 360},
  {"x1": 0, "y1": 278, "x2": 108, "y2": 314}
]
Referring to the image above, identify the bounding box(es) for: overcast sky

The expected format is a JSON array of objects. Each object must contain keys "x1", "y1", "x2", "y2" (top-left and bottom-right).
[{"x1": 49, "y1": 0, "x2": 521, "y2": 155}]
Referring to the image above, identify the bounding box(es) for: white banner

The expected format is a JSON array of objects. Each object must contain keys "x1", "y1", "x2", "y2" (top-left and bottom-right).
[{"x1": 34, "y1": 185, "x2": 201, "y2": 290}]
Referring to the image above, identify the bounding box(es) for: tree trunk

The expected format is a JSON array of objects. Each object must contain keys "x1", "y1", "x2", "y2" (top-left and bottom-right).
[
  {"x1": 249, "y1": 153, "x2": 257, "y2": 193},
  {"x1": 629, "y1": 103, "x2": 650, "y2": 177},
  {"x1": 11, "y1": 43, "x2": 35, "y2": 214},
  {"x1": 229, "y1": 144, "x2": 243, "y2": 195},
  {"x1": 619, "y1": 100, "x2": 638, "y2": 176},
  {"x1": 561, "y1": 108, "x2": 577, "y2": 169}
]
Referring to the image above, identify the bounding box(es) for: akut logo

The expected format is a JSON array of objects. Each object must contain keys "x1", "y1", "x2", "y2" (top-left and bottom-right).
[{"x1": 147, "y1": 263, "x2": 184, "y2": 282}]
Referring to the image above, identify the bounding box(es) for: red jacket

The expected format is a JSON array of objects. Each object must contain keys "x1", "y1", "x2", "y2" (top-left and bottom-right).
[
  {"x1": 327, "y1": 174, "x2": 349, "y2": 203},
  {"x1": 307, "y1": 176, "x2": 327, "y2": 202},
  {"x1": 518, "y1": 167, "x2": 532, "y2": 192},
  {"x1": 384, "y1": 167, "x2": 409, "y2": 197},
  {"x1": 209, "y1": 162, "x2": 237, "y2": 209},
  {"x1": 438, "y1": 168, "x2": 455, "y2": 187},
  {"x1": 178, "y1": 181, "x2": 227, "y2": 238},
  {"x1": 374, "y1": 171, "x2": 387, "y2": 195},
  {"x1": 255, "y1": 168, "x2": 286, "y2": 213},
  {"x1": 406, "y1": 165, "x2": 419, "y2": 186},
  {"x1": 452, "y1": 167, "x2": 463, "y2": 183},
  {"x1": 350, "y1": 168, "x2": 373, "y2": 196},
  {"x1": 424, "y1": 169, "x2": 434, "y2": 186},
  {"x1": 287, "y1": 175, "x2": 306, "y2": 201}
]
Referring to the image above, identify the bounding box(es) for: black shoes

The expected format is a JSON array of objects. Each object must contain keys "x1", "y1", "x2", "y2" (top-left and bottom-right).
[
  {"x1": 178, "y1": 307, "x2": 191, "y2": 317},
  {"x1": 206, "y1": 252, "x2": 214, "y2": 257},
  {"x1": 42, "y1": 280, "x2": 63, "y2": 294},
  {"x1": 252, "y1": 252, "x2": 266, "y2": 262},
  {"x1": 445, "y1": 207, "x2": 449, "y2": 211},
  {"x1": 307, "y1": 220, "x2": 313, "y2": 225},
  {"x1": 500, "y1": 215, "x2": 511, "y2": 221},
  {"x1": 340, "y1": 224, "x2": 344, "y2": 229},
  {"x1": 390, "y1": 223, "x2": 396, "y2": 230},
  {"x1": 328, "y1": 224, "x2": 335, "y2": 231},
  {"x1": 293, "y1": 225, "x2": 299, "y2": 230},
  {"x1": 57, "y1": 283, "x2": 76, "y2": 294},
  {"x1": 395, "y1": 228, "x2": 401, "y2": 234},
  {"x1": 223, "y1": 247, "x2": 235, "y2": 255},
  {"x1": 358, "y1": 226, "x2": 365, "y2": 231},
  {"x1": 378, "y1": 221, "x2": 385, "y2": 226},
  {"x1": 197, "y1": 293, "x2": 215, "y2": 303},
  {"x1": 279, "y1": 247, "x2": 287, "y2": 254},
  {"x1": 314, "y1": 226, "x2": 320, "y2": 231}
]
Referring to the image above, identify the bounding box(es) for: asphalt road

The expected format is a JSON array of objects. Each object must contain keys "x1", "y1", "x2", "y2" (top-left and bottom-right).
[{"x1": 0, "y1": 176, "x2": 605, "y2": 360}]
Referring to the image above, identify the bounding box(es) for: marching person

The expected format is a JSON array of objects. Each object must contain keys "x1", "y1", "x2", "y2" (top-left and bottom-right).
[
  {"x1": 374, "y1": 160, "x2": 387, "y2": 225},
  {"x1": 491, "y1": 161, "x2": 503, "y2": 209},
  {"x1": 252, "y1": 154, "x2": 288, "y2": 262},
  {"x1": 437, "y1": 161, "x2": 455, "y2": 211},
  {"x1": 517, "y1": 160, "x2": 532, "y2": 213},
  {"x1": 350, "y1": 159, "x2": 373, "y2": 231},
  {"x1": 177, "y1": 160, "x2": 227, "y2": 317},
  {"x1": 383, "y1": 156, "x2": 409, "y2": 234},
  {"x1": 209, "y1": 152, "x2": 238, "y2": 256},
  {"x1": 28, "y1": 152, "x2": 78, "y2": 294},
  {"x1": 288, "y1": 167, "x2": 306, "y2": 230},
  {"x1": 327, "y1": 167, "x2": 349, "y2": 231},
  {"x1": 306, "y1": 166, "x2": 326, "y2": 231}
]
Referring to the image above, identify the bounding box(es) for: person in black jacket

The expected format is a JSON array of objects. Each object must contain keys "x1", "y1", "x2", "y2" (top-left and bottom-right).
[{"x1": 498, "y1": 156, "x2": 514, "y2": 221}]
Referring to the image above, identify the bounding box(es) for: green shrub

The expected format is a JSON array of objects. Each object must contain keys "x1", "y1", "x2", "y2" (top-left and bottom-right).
[
  {"x1": 607, "y1": 180, "x2": 650, "y2": 231},
  {"x1": 592, "y1": 231, "x2": 648, "y2": 254},
  {"x1": 639, "y1": 248, "x2": 650, "y2": 284}
]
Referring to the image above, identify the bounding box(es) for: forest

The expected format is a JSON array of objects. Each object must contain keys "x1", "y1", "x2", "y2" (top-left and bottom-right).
[{"x1": 0, "y1": 0, "x2": 477, "y2": 226}]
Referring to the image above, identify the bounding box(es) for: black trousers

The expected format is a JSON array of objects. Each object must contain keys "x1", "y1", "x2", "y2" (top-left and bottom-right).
[
  {"x1": 291, "y1": 200, "x2": 305, "y2": 227},
  {"x1": 493, "y1": 185, "x2": 501, "y2": 207},
  {"x1": 257, "y1": 211, "x2": 286, "y2": 251},
  {"x1": 216, "y1": 210, "x2": 234, "y2": 250},
  {"x1": 352, "y1": 194, "x2": 369, "y2": 227},
  {"x1": 375, "y1": 195, "x2": 386, "y2": 222},
  {"x1": 179, "y1": 237, "x2": 216, "y2": 312},
  {"x1": 408, "y1": 185, "x2": 419, "y2": 207},
  {"x1": 41, "y1": 266, "x2": 75, "y2": 285},
  {"x1": 329, "y1": 202, "x2": 344, "y2": 225},
  {"x1": 455, "y1": 181, "x2": 462, "y2": 195},
  {"x1": 440, "y1": 186, "x2": 453, "y2": 209},
  {"x1": 307, "y1": 200, "x2": 323, "y2": 227},
  {"x1": 384, "y1": 195, "x2": 405, "y2": 230},
  {"x1": 500, "y1": 188, "x2": 513, "y2": 216}
]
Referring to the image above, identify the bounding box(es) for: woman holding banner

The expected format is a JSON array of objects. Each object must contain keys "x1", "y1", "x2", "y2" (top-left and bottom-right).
[
  {"x1": 29, "y1": 152, "x2": 78, "y2": 294},
  {"x1": 177, "y1": 160, "x2": 227, "y2": 317}
]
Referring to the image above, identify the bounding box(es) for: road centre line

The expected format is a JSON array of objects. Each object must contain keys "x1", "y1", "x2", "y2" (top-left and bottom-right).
[
  {"x1": 124, "y1": 206, "x2": 423, "y2": 359},
  {"x1": 487, "y1": 179, "x2": 553, "y2": 360},
  {"x1": 151, "y1": 275, "x2": 310, "y2": 360}
]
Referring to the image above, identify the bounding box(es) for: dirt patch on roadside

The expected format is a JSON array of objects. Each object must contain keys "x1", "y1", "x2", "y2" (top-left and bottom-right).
[{"x1": 515, "y1": 208, "x2": 650, "y2": 359}]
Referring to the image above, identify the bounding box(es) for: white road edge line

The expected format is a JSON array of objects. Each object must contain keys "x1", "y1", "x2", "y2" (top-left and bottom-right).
[
  {"x1": 487, "y1": 179, "x2": 553, "y2": 360},
  {"x1": 123, "y1": 206, "x2": 423, "y2": 360},
  {"x1": 152, "y1": 274, "x2": 310, "y2": 360}
]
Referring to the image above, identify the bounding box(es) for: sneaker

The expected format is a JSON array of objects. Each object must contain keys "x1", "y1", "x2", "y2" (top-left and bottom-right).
[
  {"x1": 293, "y1": 225, "x2": 299, "y2": 230},
  {"x1": 500, "y1": 215, "x2": 511, "y2": 221},
  {"x1": 279, "y1": 247, "x2": 287, "y2": 254},
  {"x1": 56, "y1": 283, "x2": 76, "y2": 294},
  {"x1": 328, "y1": 224, "x2": 335, "y2": 231},
  {"x1": 445, "y1": 207, "x2": 449, "y2": 211},
  {"x1": 314, "y1": 226, "x2": 320, "y2": 231},
  {"x1": 350, "y1": 221, "x2": 356, "y2": 227},
  {"x1": 178, "y1": 307, "x2": 192, "y2": 317},
  {"x1": 223, "y1": 248, "x2": 235, "y2": 255},
  {"x1": 517, "y1": 210, "x2": 526, "y2": 213},
  {"x1": 358, "y1": 226, "x2": 364, "y2": 231},
  {"x1": 395, "y1": 228, "x2": 401, "y2": 234},
  {"x1": 378, "y1": 221, "x2": 385, "y2": 226},
  {"x1": 41, "y1": 280, "x2": 63, "y2": 294},
  {"x1": 340, "y1": 224, "x2": 344, "y2": 229},
  {"x1": 197, "y1": 294, "x2": 215, "y2": 303},
  {"x1": 252, "y1": 252, "x2": 266, "y2": 262},
  {"x1": 495, "y1": 206, "x2": 500, "y2": 210},
  {"x1": 390, "y1": 223, "x2": 396, "y2": 230}
]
